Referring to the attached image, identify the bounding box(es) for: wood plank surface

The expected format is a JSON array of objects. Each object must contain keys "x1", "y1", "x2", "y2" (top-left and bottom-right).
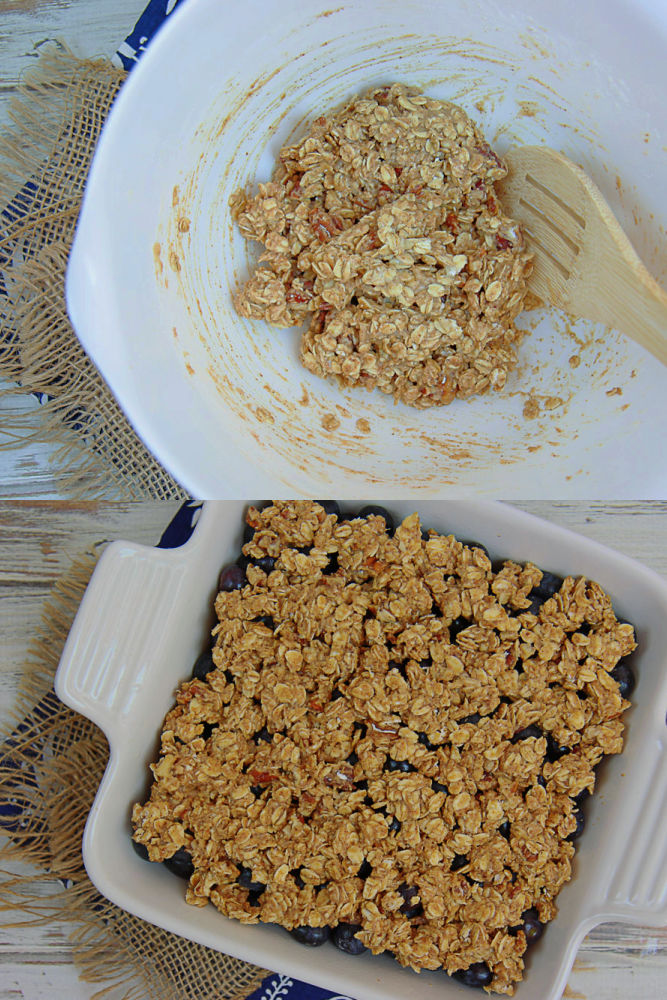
[
  {"x1": 1, "y1": 501, "x2": 666, "y2": 999},
  {"x1": 0, "y1": 0, "x2": 143, "y2": 499}
]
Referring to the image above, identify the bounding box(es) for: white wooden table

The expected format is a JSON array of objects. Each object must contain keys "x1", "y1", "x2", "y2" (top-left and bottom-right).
[{"x1": 1, "y1": 501, "x2": 667, "y2": 999}]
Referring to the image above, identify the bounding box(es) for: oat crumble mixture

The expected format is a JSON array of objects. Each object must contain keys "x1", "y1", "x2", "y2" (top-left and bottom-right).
[
  {"x1": 132, "y1": 502, "x2": 635, "y2": 994},
  {"x1": 230, "y1": 84, "x2": 534, "y2": 408}
]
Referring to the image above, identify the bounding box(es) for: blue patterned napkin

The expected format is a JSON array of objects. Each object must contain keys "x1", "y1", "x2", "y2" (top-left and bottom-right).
[{"x1": 114, "y1": 0, "x2": 187, "y2": 70}]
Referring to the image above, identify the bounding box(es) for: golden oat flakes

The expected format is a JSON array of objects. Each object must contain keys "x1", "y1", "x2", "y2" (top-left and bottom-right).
[
  {"x1": 230, "y1": 85, "x2": 534, "y2": 407},
  {"x1": 132, "y1": 502, "x2": 636, "y2": 994}
]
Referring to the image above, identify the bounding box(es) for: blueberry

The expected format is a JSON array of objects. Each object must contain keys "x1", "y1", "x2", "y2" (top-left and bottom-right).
[
  {"x1": 431, "y1": 601, "x2": 443, "y2": 617},
  {"x1": 224, "y1": 669, "x2": 234, "y2": 684},
  {"x1": 255, "y1": 614, "x2": 275, "y2": 629},
  {"x1": 291, "y1": 867, "x2": 306, "y2": 889},
  {"x1": 520, "y1": 908, "x2": 544, "y2": 944},
  {"x1": 356, "y1": 779, "x2": 369, "y2": 792},
  {"x1": 357, "y1": 505, "x2": 395, "y2": 534},
  {"x1": 242, "y1": 521, "x2": 255, "y2": 544},
  {"x1": 419, "y1": 656, "x2": 432, "y2": 670},
  {"x1": 251, "y1": 785, "x2": 264, "y2": 799},
  {"x1": 132, "y1": 838, "x2": 151, "y2": 861},
  {"x1": 218, "y1": 562, "x2": 246, "y2": 592},
  {"x1": 577, "y1": 622, "x2": 592, "y2": 636},
  {"x1": 524, "y1": 594, "x2": 546, "y2": 616},
  {"x1": 254, "y1": 555, "x2": 276, "y2": 574},
  {"x1": 296, "y1": 545, "x2": 312, "y2": 555},
  {"x1": 566, "y1": 807, "x2": 585, "y2": 841},
  {"x1": 388, "y1": 659, "x2": 408, "y2": 680},
  {"x1": 421, "y1": 528, "x2": 432, "y2": 542},
  {"x1": 452, "y1": 962, "x2": 493, "y2": 988},
  {"x1": 357, "y1": 859, "x2": 372, "y2": 879},
  {"x1": 200, "y1": 721, "x2": 217, "y2": 740},
  {"x1": 164, "y1": 848, "x2": 194, "y2": 879},
  {"x1": 535, "y1": 571, "x2": 564, "y2": 597},
  {"x1": 290, "y1": 925, "x2": 330, "y2": 946},
  {"x1": 192, "y1": 650, "x2": 215, "y2": 681},
  {"x1": 248, "y1": 888, "x2": 264, "y2": 907},
  {"x1": 574, "y1": 787, "x2": 591, "y2": 807},
  {"x1": 418, "y1": 732, "x2": 437, "y2": 751},
  {"x1": 431, "y1": 778, "x2": 448, "y2": 794},
  {"x1": 499, "y1": 820, "x2": 510, "y2": 840},
  {"x1": 464, "y1": 874, "x2": 484, "y2": 888},
  {"x1": 536, "y1": 774, "x2": 547, "y2": 789},
  {"x1": 332, "y1": 922, "x2": 367, "y2": 955},
  {"x1": 353, "y1": 722, "x2": 367, "y2": 736},
  {"x1": 451, "y1": 853, "x2": 468, "y2": 871},
  {"x1": 331, "y1": 687, "x2": 343, "y2": 700},
  {"x1": 324, "y1": 552, "x2": 339, "y2": 575},
  {"x1": 237, "y1": 866, "x2": 266, "y2": 893},
  {"x1": 449, "y1": 616, "x2": 472, "y2": 639},
  {"x1": 460, "y1": 713, "x2": 481, "y2": 726},
  {"x1": 253, "y1": 725, "x2": 273, "y2": 744},
  {"x1": 511, "y1": 725, "x2": 542, "y2": 744},
  {"x1": 514, "y1": 658, "x2": 524, "y2": 674},
  {"x1": 318, "y1": 501, "x2": 341, "y2": 518},
  {"x1": 388, "y1": 815, "x2": 401, "y2": 834},
  {"x1": 611, "y1": 660, "x2": 636, "y2": 698},
  {"x1": 363, "y1": 794, "x2": 374, "y2": 806},
  {"x1": 545, "y1": 734, "x2": 569, "y2": 761},
  {"x1": 384, "y1": 757, "x2": 415, "y2": 773},
  {"x1": 523, "y1": 572, "x2": 563, "y2": 615},
  {"x1": 398, "y1": 883, "x2": 422, "y2": 918}
]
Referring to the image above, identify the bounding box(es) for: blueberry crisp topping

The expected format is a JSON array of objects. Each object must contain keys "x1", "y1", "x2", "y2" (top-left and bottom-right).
[{"x1": 132, "y1": 501, "x2": 636, "y2": 994}]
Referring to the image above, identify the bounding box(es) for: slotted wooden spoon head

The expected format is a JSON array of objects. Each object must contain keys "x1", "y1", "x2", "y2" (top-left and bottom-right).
[{"x1": 498, "y1": 146, "x2": 667, "y2": 365}]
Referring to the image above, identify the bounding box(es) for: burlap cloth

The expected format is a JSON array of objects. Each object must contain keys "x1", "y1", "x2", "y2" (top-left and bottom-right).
[
  {"x1": 0, "y1": 543, "x2": 269, "y2": 999},
  {"x1": 0, "y1": 47, "x2": 185, "y2": 500}
]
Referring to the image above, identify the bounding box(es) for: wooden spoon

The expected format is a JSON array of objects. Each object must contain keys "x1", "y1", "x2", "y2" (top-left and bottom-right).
[{"x1": 498, "y1": 146, "x2": 667, "y2": 365}]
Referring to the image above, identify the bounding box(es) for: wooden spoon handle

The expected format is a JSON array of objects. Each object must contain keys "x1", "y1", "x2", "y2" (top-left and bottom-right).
[{"x1": 599, "y1": 262, "x2": 667, "y2": 366}]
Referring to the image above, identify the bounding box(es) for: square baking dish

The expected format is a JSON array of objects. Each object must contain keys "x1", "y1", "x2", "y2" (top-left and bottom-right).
[{"x1": 55, "y1": 502, "x2": 667, "y2": 1000}]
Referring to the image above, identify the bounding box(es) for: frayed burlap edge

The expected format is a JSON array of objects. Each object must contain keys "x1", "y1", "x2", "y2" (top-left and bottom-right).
[
  {"x1": 0, "y1": 546, "x2": 268, "y2": 1000},
  {"x1": 0, "y1": 46, "x2": 186, "y2": 500}
]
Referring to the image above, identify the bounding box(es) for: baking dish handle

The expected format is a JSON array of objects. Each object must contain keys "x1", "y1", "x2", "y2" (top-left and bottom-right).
[
  {"x1": 55, "y1": 540, "x2": 188, "y2": 743},
  {"x1": 597, "y1": 740, "x2": 667, "y2": 924}
]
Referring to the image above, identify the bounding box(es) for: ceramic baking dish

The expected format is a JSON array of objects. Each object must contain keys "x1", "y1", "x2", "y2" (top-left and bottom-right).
[
  {"x1": 55, "y1": 502, "x2": 667, "y2": 1000},
  {"x1": 64, "y1": 0, "x2": 667, "y2": 499}
]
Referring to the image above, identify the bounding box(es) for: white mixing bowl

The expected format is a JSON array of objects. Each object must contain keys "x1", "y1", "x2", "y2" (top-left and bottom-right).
[{"x1": 66, "y1": 0, "x2": 667, "y2": 497}]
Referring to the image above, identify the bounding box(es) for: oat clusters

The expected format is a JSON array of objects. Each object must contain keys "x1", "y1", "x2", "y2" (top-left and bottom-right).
[
  {"x1": 230, "y1": 84, "x2": 533, "y2": 408},
  {"x1": 132, "y1": 502, "x2": 635, "y2": 994}
]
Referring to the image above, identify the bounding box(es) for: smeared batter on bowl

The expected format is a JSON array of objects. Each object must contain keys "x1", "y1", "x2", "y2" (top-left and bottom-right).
[{"x1": 231, "y1": 84, "x2": 533, "y2": 407}]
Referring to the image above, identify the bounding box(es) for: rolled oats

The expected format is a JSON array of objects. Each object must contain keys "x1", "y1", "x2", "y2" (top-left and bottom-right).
[
  {"x1": 133, "y1": 502, "x2": 635, "y2": 994},
  {"x1": 231, "y1": 85, "x2": 533, "y2": 408}
]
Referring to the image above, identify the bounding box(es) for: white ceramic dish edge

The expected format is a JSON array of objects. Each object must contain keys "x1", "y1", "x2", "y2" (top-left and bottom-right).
[{"x1": 55, "y1": 501, "x2": 667, "y2": 1000}]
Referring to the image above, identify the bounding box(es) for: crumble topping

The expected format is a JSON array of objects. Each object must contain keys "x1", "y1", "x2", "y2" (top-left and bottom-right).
[
  {"x1": 231, "y1": 85, "x2": 534, "y2": 408},
  {"x1": 132, "y1": 502, "x2": 635, "y2": 994}
]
